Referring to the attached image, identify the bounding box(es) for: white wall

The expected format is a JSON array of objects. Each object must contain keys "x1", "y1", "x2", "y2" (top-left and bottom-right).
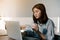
[
  {"x1": 0, "y1": 0, "x2": 41, "y2": 17},
  {"x1": 0, "y1": 0, "x2": 60, "y2": 17},
  {"x1": 41, "y1": 0, "x2": 60, "y2": 17},
  {"x1": 1, "y1": 0, "x2": 18, "y2": 17}
]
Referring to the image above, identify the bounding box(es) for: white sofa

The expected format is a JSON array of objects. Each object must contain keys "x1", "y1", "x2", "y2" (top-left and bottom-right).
[{"x1": 0, "y1": 17, "x2": 59, "y2": 36}]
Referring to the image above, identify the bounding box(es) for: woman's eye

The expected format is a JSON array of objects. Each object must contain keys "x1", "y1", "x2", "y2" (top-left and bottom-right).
[
  {"x1": 35, "y1": 11, "x2": 38, "y2": 13},
  {"x1": 33, "y1": 10, "x2": 39, "y2": 13}
]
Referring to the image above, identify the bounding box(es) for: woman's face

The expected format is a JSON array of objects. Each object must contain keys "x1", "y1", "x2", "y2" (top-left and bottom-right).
[{"x1": 33, "y1": 8, "x2": 41, "y2": 19}]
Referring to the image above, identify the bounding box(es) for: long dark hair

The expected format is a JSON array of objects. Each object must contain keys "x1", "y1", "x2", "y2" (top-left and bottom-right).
[{"x1": 32, "y1": 3, "x2": 48, "y2": 24}]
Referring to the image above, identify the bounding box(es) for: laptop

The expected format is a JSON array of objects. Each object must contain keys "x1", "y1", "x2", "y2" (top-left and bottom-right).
[{"x1": 5, "y1": 21, "x2": 22, "y2": 40}]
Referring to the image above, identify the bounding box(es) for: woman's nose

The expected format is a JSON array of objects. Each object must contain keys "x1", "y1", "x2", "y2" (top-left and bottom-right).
[{"x1": 34, "y1": 13, "x2": 37, "y2": 15}]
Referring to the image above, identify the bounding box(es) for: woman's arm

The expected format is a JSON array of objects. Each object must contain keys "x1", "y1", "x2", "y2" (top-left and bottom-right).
[
  {"x1": 47, "y1": 20, "x2": 55, "y2": 40},
  {"x1": 32, "y1": 28, "x2": 46, "y2": 40},
  {"x1": 32, "y1": 24, "x2": 46, "y2": 40},
  {"x1": 36, "y1": 30, "x2": 46, "y2": 40}
]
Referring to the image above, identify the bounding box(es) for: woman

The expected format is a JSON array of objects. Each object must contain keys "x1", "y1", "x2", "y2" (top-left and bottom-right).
[{"x1": 24, "y1": 3, "x2": 55, "y2": 40}]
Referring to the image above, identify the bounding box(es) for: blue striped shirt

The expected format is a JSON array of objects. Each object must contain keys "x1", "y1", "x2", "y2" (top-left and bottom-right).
[
  {"x1": 38, "y1": 18, "x2": 55, "y2": 40},
  {"x1": 25, "y1": 18, "x2": 55, "y2": 40}
]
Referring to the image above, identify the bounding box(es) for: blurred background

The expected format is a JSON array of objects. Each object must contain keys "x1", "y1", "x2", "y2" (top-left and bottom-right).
[{"x1": 0, "y1": 0, "x2": 60, "y2": 17}]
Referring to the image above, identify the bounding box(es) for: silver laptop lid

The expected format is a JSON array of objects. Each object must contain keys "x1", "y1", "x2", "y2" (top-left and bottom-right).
[{"x1": 6, "y1": 21, "x2": 22, "y2": 40}]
